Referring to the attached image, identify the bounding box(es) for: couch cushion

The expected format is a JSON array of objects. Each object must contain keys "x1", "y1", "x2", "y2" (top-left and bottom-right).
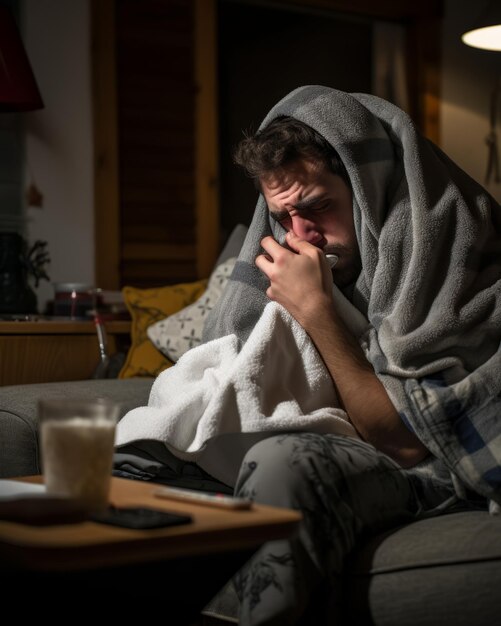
[
  {"x1": 0, "y1": 378, "x2": 153, "y2": 478},
  {"x1": 345, "y1": 510, "x2": 501, "y2": 625},
  {"x1": 147, "y1": 257, "x2": 237, "y2": 363},
  {"x1": 119, "y1": 280, "x2": 207, "y2": 379}
]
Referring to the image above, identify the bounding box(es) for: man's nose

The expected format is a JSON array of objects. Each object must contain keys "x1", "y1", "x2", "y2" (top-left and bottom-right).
[{"x1": 291, "y1": 215, "x2": 323, "y2": 246}]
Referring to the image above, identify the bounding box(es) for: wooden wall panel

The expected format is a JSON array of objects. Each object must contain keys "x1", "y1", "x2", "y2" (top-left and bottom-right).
[
  {"x1": 116, "y1": 0, "x2": 197, "y2": 287},
  {"x1": 195, "y1": 0, "x2": 219, "y2": 279},
  {"x1": 92, "y1": 0, "x2": 442, "y2": 291}
]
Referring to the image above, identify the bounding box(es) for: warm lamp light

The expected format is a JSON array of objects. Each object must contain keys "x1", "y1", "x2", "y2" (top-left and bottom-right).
[
  {"x1": 0, "y1": 6, "x2": 43, "y2": 111},
  {"x1": 461, "y1": 2, "x2": 501, "y2": 52}
]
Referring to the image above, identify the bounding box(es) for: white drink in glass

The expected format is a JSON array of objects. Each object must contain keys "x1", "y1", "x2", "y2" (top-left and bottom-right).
[{"x1": 39, "y1": 399, "x2": 119, "y2": 512}]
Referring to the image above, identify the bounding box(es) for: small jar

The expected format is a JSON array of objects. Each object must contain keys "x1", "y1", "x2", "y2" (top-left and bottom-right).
[{"x1": 53, "y1": 283, "x2": 97, "y2": 319}]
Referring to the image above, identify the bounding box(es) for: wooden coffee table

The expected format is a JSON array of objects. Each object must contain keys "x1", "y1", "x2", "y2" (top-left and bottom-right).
[{"x1": 0, "y1": 476, "x2": 301, "y2": 623}]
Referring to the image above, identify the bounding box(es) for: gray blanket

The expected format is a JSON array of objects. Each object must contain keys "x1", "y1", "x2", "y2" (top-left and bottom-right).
[{"x1": 203, "y1": 85, "x2": 501, "y2": 506}]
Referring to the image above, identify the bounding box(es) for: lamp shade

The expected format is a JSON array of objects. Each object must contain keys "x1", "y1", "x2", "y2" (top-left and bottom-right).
[
  {"x1": 0, "y1": 6, "x2": 43, "y2": 111},
  {"x1": 462, "y1": 2, "x2": 501, "y2": 51}
]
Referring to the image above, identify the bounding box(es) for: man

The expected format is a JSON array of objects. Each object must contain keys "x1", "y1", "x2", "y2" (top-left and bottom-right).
[
  {"x1": 203, "y1": 86, "x2": 501, "y2": 625},
  {"x1": 239, "y1": 116, "x2": 428, "y2": 469}
]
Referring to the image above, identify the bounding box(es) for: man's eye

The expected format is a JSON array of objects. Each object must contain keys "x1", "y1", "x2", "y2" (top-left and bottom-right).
[{"x1": 312, "y1": 203, "x2": 330, "y2": 213}]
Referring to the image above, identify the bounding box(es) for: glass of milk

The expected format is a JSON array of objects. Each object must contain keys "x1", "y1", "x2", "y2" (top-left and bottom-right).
[{"x1": 39, "y1": 397, "x2": 120, "y2": 512}]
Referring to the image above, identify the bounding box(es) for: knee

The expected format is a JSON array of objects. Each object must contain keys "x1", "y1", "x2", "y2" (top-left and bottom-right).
[
  {"x1": 234, "y1": 434, "x2": 324, "y2": 507},
  {"x1": 241, "y1": 435, "x2": 292, "y2": 467}
]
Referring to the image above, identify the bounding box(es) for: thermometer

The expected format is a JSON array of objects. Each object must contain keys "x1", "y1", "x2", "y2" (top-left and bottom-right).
[{"x1": 325, "y1": 254, "x2": 339, "y2": 268}]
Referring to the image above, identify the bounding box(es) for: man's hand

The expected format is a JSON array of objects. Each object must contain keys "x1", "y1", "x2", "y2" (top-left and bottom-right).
[{"x1": 255, "y1": 232, "x2": 334, "y2": 327}]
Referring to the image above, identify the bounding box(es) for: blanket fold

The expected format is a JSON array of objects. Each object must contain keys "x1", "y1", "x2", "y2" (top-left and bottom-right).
[{"x1": 116, "y1": 302, "x2": 359, "y2": 486}]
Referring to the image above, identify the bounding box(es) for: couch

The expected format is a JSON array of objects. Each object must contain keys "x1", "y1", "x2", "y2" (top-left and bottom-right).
[{"x1": 2, "y1": 379, "x2": 501, "y2": 625}]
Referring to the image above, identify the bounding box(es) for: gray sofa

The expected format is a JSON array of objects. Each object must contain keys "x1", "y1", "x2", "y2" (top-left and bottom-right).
[{"x1": 1, "y1": 376, "x2": 501, "y2": 625}]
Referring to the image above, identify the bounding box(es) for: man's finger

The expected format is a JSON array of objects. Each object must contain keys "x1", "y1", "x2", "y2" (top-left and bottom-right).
[
  {"x1": 285, "y1": 231, "x2": 321, "y2": 257},
  {"x1": 255, "y1": 253, "x2": 273, "y2": 277},
  {"x1": 260, "y1": 236, "x2": 284, "y2": 255},
  {"x1": 285, "y1": 231, "x2": 307, "y2": 251},
  {"x1": 255, "y1": 253, "x2": 278, "y2": 282},
  {"x1": 255, "y1": 252, "x2": 273, "y2": 264}
]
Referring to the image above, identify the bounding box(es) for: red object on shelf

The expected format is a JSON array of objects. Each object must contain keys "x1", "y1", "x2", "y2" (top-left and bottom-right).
[{"x1": 53, "y1": 283, "x2": 97, "y2": 319}]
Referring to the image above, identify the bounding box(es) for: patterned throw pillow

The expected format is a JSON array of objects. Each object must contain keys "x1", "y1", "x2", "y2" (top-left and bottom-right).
[
  {"x1": 118, "y1": 279, "x2": 208, "y2": 379},
  {"x1": 147, "y1": 257, "x2": 237, "y2": 362}
]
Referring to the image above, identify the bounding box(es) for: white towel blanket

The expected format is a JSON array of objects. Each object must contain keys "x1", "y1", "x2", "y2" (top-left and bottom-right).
[{"x1": 116, "y1": 300, "x2": 361, "y2": 486}]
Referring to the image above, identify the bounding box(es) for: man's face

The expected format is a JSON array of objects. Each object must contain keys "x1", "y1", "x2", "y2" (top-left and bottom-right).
[{"x1": 260, "y1": 158, "x2": 361, "y2": 288}]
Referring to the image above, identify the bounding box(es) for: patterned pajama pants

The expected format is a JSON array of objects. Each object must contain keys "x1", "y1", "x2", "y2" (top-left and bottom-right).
[{"x1": 233, "y1": 433, "x2": 454, "y2": 626}]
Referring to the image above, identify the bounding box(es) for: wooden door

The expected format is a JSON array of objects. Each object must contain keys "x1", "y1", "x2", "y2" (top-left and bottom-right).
[{"x1": 92, "y1": 0, "x2": 218, "y2": 290}]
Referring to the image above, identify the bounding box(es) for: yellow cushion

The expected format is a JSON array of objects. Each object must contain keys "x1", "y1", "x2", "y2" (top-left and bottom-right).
[{"x1": 119, "y1": 280, "x2": 208, "y2": 379}]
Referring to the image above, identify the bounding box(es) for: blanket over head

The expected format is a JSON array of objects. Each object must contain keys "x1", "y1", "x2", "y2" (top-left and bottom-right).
[{"x1": 203, "y1": 85, "x2": 501, "y2": 505}]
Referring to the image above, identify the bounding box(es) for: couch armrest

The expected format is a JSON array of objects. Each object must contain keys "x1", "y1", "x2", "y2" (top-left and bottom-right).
[{"x1": 0, "y1": 378, "x2": 153, "y2": 478}]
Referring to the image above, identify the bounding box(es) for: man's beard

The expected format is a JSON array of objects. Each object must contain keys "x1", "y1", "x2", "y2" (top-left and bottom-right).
[{"x1": 331, "y1": 247, "x2": 362, "y2": 288}]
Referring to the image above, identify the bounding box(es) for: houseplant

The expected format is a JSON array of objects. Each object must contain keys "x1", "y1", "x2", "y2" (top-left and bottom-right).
[{"x1": 0, "y1": 232, "x2": 50, "y2": 315}]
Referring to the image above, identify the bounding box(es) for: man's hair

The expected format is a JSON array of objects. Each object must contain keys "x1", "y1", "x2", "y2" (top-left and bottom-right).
[{"x1": 233, "y1": 115, "x2": 350, "y2": 188}]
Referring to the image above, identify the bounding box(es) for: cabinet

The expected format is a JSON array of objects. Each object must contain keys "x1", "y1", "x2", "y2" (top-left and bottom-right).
[{"x1": 0, "y1": 320, "x2": 131, "y2": 385}]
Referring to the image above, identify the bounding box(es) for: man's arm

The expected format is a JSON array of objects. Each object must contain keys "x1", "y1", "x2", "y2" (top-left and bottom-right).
[{"x1": 255, "y1": 232, "x2": 428, "y2": 469}]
